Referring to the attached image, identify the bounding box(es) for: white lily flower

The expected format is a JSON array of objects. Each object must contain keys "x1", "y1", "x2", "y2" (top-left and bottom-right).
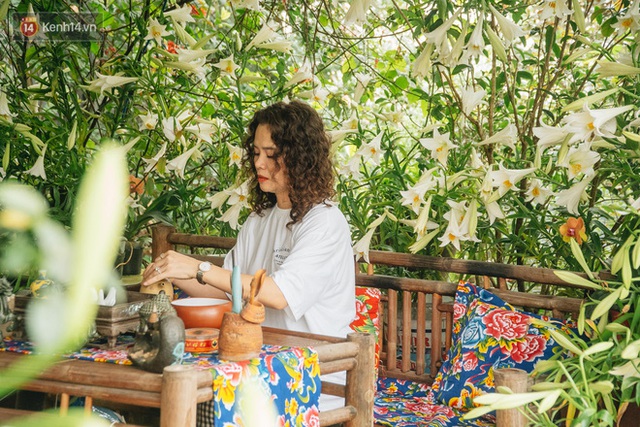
[
  {"x1": 327, "y1": 129, "x2": 356, "y2": 143},
  {"x1": 162, "y1": 117, "x2": 180, "y2": 142},
  {"x1": 166, "y1": 145, "x2": 199, "y2": 179},
  {"x1": 400, "y1": 181, "x2": 429, "y2": 215},
  {"x1": 466, "y1": 16, "x2": 485, "y2": 58},
  {"x1": 353, "y1": 227, "x2": 376, "y2": 263},
  {"x1": 255, "y1": 40, "x2": 292, "y2": 53},
  {"x1": 84, "y1": 72, "x2": 138, "y2": 94},
  {"x1": 484, "y1": 200, "x2": 505, "y2": 224},
  {"x1": 164, "y1": 4, "x2": 195, "y2": 25},
  {"x1": 539, "y1": 0, "x2": 572, "y2": 21},
  {"x1": 339, "y1": 154, "x2": 363, "y2": 179},
  {"x1": 490, "y1": 163, "x2": 536, "y2": 197},
  {"x1": 298, "y1": 87, "x2": 329, "y2": 105},
  {"x1": 412, "y1": 44, "x2": 434, "y2": 79},
  {"x1": 230, "y1": 0, "x2": 262, "y2": 11},
  {"x1": 344, "y1": 0, "x2": 372, "y2": 25},
  {"x1": 226, "y1": 142, "x2": 244, "y2": 167},
  {"x1": 184, "y1": 122, "x2": 215, "y2": 143},
  {"x1": 142, "y1": 142, "x2": 167, "y2": 174},
  {"x1": 425, "y1": 9, "x2": 461, "y2": 50},
  {"x1": 176, "y1": 48, "x2": 216, "y2": 63},
  {"x1": 488, "y1": 4, "x2": 525, "y2": 45},
  {"x1": 0, "y1": 91, "x2": 16, "y2": 123},
  {"x1": 247, "y1": 22, "x2": 277, "y2": 49},
  {"x1": 382, "y1": 110, "x2": 404, "y2": 125},
  {"x1": 563, "y1": 104, "x2": 633, "y2": 143},
  {"x1": 631, "y1": 196, "x2": 640, "y2": 211},
  {"x1": 556, "y1": 176, "x2": 592, "y2": 215},
  {"x1": 357, "y1": 131, "x2": 385, "y2": 165},
  {"x1": 138, "y1": 112, "x2": 158, "y2": 131},
  {"x1": 612, "y1": 10, "x2": 640, "y2": 34},
  {"x1": 469, "y1": 148, "x2": 484, "y2": 170},
  {"x1": 26, "y1": 145, "x2": 47, "y2": 180},
  {"x1": 144, "y1": 18, "x2": 170, "y2": 45},
  {"x1": 558, "y1": 143, "x2": 600, "y2": 179},
  {"x1": 438, "y1": 215, "x2": 465, "y2": 251},
  {"x1": 219, "y1": 203, "x2": 245, "y2": 230},
  {"x1": 533, "y1": 122, "x2": 569, "y2": 149},
  {"x1": 461, "y1": 87, "x2": 487, "y2": 115},
  {"x1": 595, "y1": 60, "x2": 640, "y2": 77},
  {"x1": 420, "y1": 129, "x2": 457, "y2": 166},
  {"x1": 284, "y1": 66, "x2": 313, "y2": 89},
  {"x1": 0, "y1": 167, "x2": 5, "y2": 181},
  {"x1": 220, "y1": 181, "x2": 250, "y2": 229},
  {"x1": 213, "y1": 54, "x2": 240, "y2": 77},
  {"x1": 354, "y1": 73, "x2": 372, "y2": 102},
  {"x1": 525, "y1": 179, "x2": 552, "y2": 205},
  {"x1": 207, "y1": 190, "x2": 230, "y2": 211},
  {"x1": 342, "y1": 114, "x2": 360, "y2": 131},
  {"x1": 476, "y1": 123, "x2": 518, "y2": 151}
]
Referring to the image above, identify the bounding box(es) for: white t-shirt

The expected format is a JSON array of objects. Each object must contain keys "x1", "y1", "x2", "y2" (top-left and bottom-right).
[{"x1": 223, "y1": 202, "x2": 355, "y2": 338}]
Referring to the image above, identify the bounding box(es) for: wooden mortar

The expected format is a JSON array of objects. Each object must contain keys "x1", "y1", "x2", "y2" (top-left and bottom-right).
[{"x1": 218, "y1": 269, "x2": 266, "y2": 362}]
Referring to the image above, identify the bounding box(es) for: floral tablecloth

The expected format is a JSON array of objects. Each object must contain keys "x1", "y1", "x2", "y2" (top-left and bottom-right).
[{"x1": 1, "y1": 336, "x2": 321, "y2": 427}]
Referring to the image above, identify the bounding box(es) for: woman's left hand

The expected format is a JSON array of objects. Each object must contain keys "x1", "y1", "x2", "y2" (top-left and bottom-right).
[{"x1": 141, "y1": 250, "x2": 200, "y2": 287}]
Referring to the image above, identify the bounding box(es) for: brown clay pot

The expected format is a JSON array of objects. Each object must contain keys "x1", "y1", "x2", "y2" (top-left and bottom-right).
[
  {"x1": 218, "y1": 312, "x2": 263, "y2": 361},
  {"x1": 171, "y1": 298, "x2": 232, "y2": 329}
]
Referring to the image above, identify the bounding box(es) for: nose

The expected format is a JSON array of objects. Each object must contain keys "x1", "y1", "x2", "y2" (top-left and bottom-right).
[{"x1": 254, "y1": 152, "x2": 266, "y2": 170}]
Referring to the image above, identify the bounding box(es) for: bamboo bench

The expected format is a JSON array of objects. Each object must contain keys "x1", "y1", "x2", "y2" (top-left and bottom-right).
[{"x1": 151, "y1": 224, "x2": 591, "y2": 427}]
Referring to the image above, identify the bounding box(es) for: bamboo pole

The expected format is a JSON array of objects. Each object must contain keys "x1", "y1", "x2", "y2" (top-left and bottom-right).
[
  {"x1": 494, "y1": 368, "x2": 529, "y2": 427},
  {"x1": 161, "y1": 365, "x2": 197, "y2": 427}
]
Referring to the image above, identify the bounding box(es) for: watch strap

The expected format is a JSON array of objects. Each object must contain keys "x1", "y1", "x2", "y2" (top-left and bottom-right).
[{"x1": 196, "y1": 270, "x2": 206, "y2": 284}]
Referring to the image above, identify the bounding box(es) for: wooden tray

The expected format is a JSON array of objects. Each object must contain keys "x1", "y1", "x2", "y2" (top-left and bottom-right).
[{"x1": 14, "y1": 290, "x2": 152, "y2": 348}]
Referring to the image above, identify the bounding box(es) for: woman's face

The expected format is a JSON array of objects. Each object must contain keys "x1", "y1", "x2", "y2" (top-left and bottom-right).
[{"x1": 253, "y1": 124, "x2": 291, "y2": 208}]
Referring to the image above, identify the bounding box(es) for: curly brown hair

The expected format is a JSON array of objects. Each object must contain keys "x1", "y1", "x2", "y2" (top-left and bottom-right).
[{"x1": 241, "y1": 100, "x2": 335, "y2": 225}]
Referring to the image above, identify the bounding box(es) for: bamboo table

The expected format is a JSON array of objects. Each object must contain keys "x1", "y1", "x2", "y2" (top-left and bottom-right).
[{"x1": 0, "y1": 327, "x2": 375, "y2": 427}]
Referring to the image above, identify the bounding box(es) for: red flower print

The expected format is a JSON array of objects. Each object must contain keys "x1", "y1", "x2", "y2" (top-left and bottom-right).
[
  {"x1": 453, "y1": 302, "x2": 466, "y2": 322},
  {"x1": 483, "y1": 309, "x2": 529, "y2": 341},
  {"x1": 509, "y1": 335, "x2": 547, "y2": 363},
  {"x1": 303, "y1": 405, "x2": 320, "y2": 427},
  {"x1": 462, "y1": 351, "x2": 478, "y2": 371}
]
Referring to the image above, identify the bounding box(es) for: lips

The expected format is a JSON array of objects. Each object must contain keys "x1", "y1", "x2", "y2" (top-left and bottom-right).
[{"x1": 257, "y1": 176, "x2": 268, "y2": 183}]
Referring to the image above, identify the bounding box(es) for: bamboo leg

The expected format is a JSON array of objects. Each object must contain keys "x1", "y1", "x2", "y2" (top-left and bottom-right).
[
  {"x1": 84, "y1": 396, "x2": 93, "y2": 416},
  {"x1": 59, "y1": 393, "x2": 69, "y2": 416},
  {"x1": 494, "y1": 368, "x2": 529, "y2": 427},
  {"x1": 345, "y1": 332, "x2": 375, "y2": 427},
  {"x1": 161, "y1": 365, "x2": 197, "y2": 427}
]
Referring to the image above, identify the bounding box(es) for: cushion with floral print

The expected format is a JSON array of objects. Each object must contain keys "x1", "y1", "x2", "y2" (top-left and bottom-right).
[
  {"x1": 430, "y1": 281, "x2": 575, "y2": 410},
  {"x1": 350, "y1": 286, "x2": 382, "y2": 369}
]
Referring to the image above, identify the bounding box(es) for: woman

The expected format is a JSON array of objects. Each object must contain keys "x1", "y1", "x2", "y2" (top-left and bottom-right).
[{"x1": 142, "y1": 99, "x2": 355, "y2": 340}]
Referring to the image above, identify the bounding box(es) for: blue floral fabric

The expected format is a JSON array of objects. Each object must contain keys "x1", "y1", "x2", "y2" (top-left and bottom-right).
[
  {"x1": 183, "y1": 344, "x2": 321, "y2": 426},
  {"x1": 431, "y1": 281, "x2": 574, "y2": 409},
  {"x1": 374, "y1": 377, "x2": 495, "y2": 427}
]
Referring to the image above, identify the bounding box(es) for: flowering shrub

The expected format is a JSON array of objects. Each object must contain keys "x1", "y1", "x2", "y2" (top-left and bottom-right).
[{"x1": 0, "y1": 0, "x2": 639, "y2": 277}]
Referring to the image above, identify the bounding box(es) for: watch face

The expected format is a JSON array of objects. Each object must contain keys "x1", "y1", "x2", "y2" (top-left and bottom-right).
[{"x1": 199, "y1": 261, "x2": 212, "y2": 272}]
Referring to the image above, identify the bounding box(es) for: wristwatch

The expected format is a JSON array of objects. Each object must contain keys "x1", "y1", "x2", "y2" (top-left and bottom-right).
[{"x1": 196, "y1": 261, "x2": 212, "y2": 285}]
